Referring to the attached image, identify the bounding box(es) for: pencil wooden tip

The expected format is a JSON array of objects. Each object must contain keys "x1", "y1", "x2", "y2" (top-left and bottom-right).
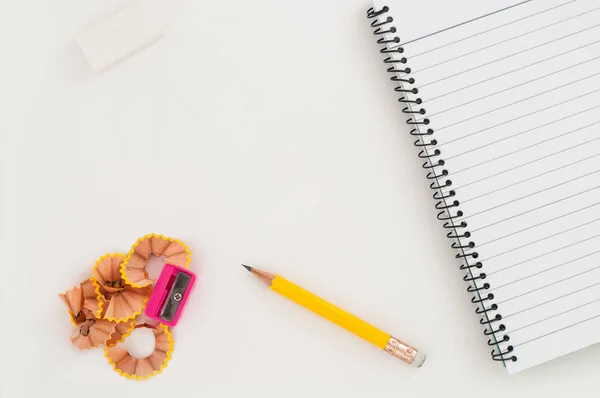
[{"x1": 241, "y1": 265, "x2": 275, "y2": 285}]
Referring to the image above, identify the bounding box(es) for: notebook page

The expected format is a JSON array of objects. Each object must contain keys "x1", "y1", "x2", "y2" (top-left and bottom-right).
[{"x1": 372, "y1": 0, "x2": 600, "y2": 373}]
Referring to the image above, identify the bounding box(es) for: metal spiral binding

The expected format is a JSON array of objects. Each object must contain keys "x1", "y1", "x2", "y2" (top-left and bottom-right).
[{"x1": 366, "y1": 5, "x2": 517, "y2": 364}]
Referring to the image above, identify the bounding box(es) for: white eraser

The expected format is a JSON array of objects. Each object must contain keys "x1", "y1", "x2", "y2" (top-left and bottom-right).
[
  {"x1": 412, "y1": 351, "x2": 427, "y2": 368},
  {"x1": 76, "y1": 0, "x2": 166, "y2": 72}
]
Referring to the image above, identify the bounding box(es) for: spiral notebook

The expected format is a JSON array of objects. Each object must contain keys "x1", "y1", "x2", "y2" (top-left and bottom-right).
[{"x1": 367, "y1": 0, "x2": 600, "y2": 374}]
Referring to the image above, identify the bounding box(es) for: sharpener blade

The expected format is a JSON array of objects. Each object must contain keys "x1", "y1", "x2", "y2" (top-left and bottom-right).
[{"x1": 159, "y1": 272, "x2": 191, "y2": 322}]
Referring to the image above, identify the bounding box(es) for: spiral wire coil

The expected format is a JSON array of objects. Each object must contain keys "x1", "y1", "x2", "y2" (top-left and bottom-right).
[{"x1": 366, "y1": 5, "x2": 517, "y2": 363}]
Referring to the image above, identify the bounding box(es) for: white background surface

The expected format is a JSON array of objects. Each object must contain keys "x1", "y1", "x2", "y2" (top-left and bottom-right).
[{"x1": 0, "y1": 0, "x2": 599, "y2": 397}]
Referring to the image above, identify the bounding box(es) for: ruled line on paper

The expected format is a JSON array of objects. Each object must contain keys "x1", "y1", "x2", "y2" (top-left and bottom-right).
[
  {"x1": 495, "y1": 297, "x2": 600, "y2": 345},
  {"x1": 480, "y1": 218, "x2": 600, "y2": 264},
  {"x1": 465, "y1": 183, "x2": 600, "y2": 224},
  {"x1": 476, "y1": 202, "x2": 600, "y2": 247},
  {"x1": 503, "y1": 285, "x2": 600, "y2": 322},
  {"x1": 487, "y1": 233, "x2": 600, "y2": 280},
  {"x1": 470, "y1": 186, "x2": 600, "y2": 233},
  {"x1": 435, "y1": 85, "x2": 600, "y2": 133},
  {"x1": 453, "y1": 128, "x2": 600, "y2": 175},
  {"x1": 460, "y1": 158, "x2": 600, "y2": 203},
  {"x1": 516, "y1": 313, "x2": 600, "y2": 347},
  {"x1": 395, "y1": 1, "x2": 533, "y2": 47},
  {"x1": 413, "y1": 7, "x2": 600, "y2": 74},
  {"x1": 463, "y1": 169, "x2": 600, "y2": 211},
  {"x1": 424, "y1": 38, "x2": 600, "y2": 99},
  {"x1": 440, "y1": 97, "x2": 600, "y2": 152},
  {"x1": 410, "y1": 1, "x2": 576, "y2": 59},
  {"x1": 418, "y1": 28, "x2": 600, "y2": 88},
  {"x1": 451, "y1": 151, "x2": 600, "y2": 191},
  {"x1": 495, "y1": 253, "x2": 600, "y2": 302},
  {"x1": 440, "y1": 103, "x2": 600, "y2": 153},
  {"x1": 426, "y1": 55, "x2": 600, "y2": 119},
  {"x1": 454, "y1": 133, "x2": 600, "y2": 179}
]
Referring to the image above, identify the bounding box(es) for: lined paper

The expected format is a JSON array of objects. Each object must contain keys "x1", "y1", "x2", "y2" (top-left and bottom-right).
[{"x1": 374, "y1": 0, "x2": 600, "y2": 373}]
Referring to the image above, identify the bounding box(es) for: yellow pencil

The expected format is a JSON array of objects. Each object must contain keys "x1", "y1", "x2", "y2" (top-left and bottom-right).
[{"x1": 242, "y1": 265, "x2": 426, "y2": 367}]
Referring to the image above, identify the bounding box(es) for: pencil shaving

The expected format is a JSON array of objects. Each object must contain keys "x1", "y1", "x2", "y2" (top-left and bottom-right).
[
  {"x1": 106, "y1": 319, "x2": 136, "y2": 347},
  {"x1": 60, "y1": 279, "x2": 104, "y2": 323},
  {"x1": 81, "y1": 279, "x2": 103, "y2": 318},
  {"x1": 94, "y1": 254, "x2": 127, "y2": 293},
  {"x1": 59, "y1": 233, "x2": 193, "y2": 380},
  {"x1": 59, "y1": 285, "x2": 83, "y2": 324},
  {"x1": 103, "y1": 286, "x2": 149, "y2": 322},
  {"x1": 121, "y1": 234, "x2": 191, "y2": 288},
  {"x1": 70, "y1": 309, "x2": 117, "y2": 350},
  {"x1": 105, "y1": 324, "x2": 174, "y2": 380},
  {"x1": 93, "y1": 253, "x2": 151, "y2": 322}
]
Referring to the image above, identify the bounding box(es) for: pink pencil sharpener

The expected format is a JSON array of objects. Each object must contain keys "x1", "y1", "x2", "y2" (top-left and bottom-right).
[{"x1": 145, "y1": 264, "x2": 196, "y2": 327}]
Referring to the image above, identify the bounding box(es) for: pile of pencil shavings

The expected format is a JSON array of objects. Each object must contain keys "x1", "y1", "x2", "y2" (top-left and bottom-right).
[{"x1": 59, "y1": 233, "x2": 191, "y2": 380}]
